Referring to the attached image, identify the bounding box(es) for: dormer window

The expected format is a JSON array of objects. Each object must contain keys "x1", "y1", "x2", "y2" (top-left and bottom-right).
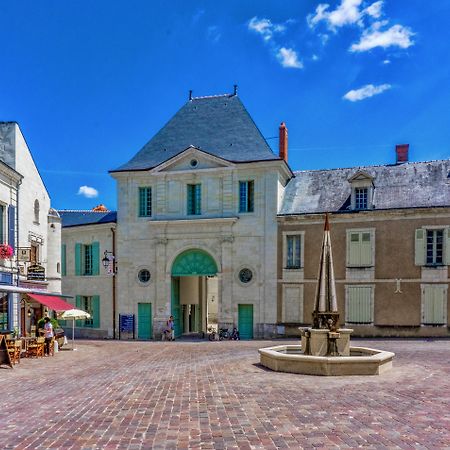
[
  {"x1": 355, "y1": 187, "x2": 368, "y2": 210},
  {"x1": 348, "y1": 171, "x2": 374, "y2": 211}
]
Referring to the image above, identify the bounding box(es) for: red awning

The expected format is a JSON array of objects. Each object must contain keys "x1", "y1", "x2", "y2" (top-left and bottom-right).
[{"x1": 27, "y1": 294, "x2": 74, "y2": 311}]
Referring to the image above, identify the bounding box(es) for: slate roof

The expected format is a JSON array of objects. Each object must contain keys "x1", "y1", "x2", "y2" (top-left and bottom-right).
[
  {"x1": 59, "y1": 210, "x2": 117, "y2": 228},
  {"x1": 112, "y1": 94, "x2": 278, "y2": 172},
  {"x1": 280, "y1": 160, "x2": 450, "y2": 215}
]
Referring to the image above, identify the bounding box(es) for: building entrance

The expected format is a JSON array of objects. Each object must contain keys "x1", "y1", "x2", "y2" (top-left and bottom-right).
[{"x1": 171, "y1": 249, "x2": 218, "y2": 338}]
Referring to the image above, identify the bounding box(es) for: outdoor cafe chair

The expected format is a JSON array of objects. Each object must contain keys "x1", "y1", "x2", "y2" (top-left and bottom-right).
[
  {"x1": 27, "y1": 337, "x2": 44, "y2": 358},
  {"x1": 7, "y1": 340, "x2": 22, "y2": 365}
]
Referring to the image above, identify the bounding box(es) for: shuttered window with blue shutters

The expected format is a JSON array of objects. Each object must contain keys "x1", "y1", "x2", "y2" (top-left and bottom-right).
[
  {"x1": 75, "y1": 242, "x2": 100, "y2": 276},
  {"x1": 138, "y1": 187, "x2": 152, "y2": 217}
]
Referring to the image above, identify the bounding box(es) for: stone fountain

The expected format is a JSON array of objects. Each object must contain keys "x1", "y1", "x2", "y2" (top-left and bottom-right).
[{"x1": 259, "y1": 215, "x2": 394, "y2": 376}]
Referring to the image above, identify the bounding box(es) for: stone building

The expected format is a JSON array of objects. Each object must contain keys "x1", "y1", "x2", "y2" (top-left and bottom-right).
[
  {"x1": 277, "y1": 145, "x2": 450, "y2": 337},
  {"x1": 0, "y1": 122, "x2": 62, "y2": 334},
  {"x1": 59, "y1": 209, "x2": 117, "y2": 338},
  {"x1": 109, "y1": 92, "x2": 292, "y2": 339}
]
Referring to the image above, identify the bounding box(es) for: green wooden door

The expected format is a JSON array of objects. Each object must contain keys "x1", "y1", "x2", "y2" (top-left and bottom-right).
[
  {"x1": 238, "y1": 304, "x2": 254, "y2": 340},
  {"x1": 171, "y1": 278, "x2": 182, "y2": 337},
  {"x1": 138, "y1": 303, "x2": 152, "y2": 340}
]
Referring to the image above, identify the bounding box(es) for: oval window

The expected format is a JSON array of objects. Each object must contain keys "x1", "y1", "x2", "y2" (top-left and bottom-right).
[
  {"x1": 190, "y1": 159, "x2": 198, "y2": 168},
  {"x1": 138, "y1": 269, "x2": 151, "y2": 283},
  {"x1": 238, "y1": 268, "x2": 253, "y2": 284}
]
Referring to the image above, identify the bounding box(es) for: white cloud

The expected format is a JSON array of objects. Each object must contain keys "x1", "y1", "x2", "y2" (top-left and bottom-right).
[
  {"x1": 207, "y1": 26, "x2": 221, "y2": 43},
  {"x1": 350, "y1": 24, "x2": 414, "y2": 52},
  {"x1": 312, "y1": 54, "x2": 319, "y2": 61},
  {"x1": 382, "y1": 59, "x2": 391, "y2": 64},
  {"x1": 364, "y1": 1, "x2": 384, "y2": 18},
  {"x1": 248, "y1": 17, "x2": 286, "y2": 41},
  {"x1": 343, "y1": 83, "x2": 391, "y2": 101},
  {"x1": 277, "y1": 47, "x2": 303, "y2": 68},
  {"x1": 78, "y1": 185, "x2": 99, "y2": 198},
  {"x1": 308, "y1": 0, "x2": 364, "y2": 30}
]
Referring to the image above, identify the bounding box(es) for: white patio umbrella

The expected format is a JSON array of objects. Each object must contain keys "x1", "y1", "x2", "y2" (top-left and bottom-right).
[{"x1": 58, "y1": 309, "x2": 91, "y2": 350}]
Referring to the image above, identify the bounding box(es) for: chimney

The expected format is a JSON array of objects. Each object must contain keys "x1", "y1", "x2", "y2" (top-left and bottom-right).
[
  {"x1": 279, "y1": 122, "x2": 288, "y2": 162},
  {"x1": 395, "y1": 144, "x2": 409, "y2": 164}
]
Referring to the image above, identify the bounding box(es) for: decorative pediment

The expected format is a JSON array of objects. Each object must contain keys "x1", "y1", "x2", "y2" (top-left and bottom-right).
[
  {"x1": 151, "y1": 146, "x2": 235, "y2": 174},
  {"x1": 348, "y1": 170, "x2": 374, "y2": 183}
]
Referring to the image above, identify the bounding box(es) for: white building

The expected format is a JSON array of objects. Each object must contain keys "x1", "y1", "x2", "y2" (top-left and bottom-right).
[
  {"x1": 0, "y1": 122, "x2": 62, "y2": 335},
  {"x1": 110, "y1": 92, "x2": 292, "y2": 339}
]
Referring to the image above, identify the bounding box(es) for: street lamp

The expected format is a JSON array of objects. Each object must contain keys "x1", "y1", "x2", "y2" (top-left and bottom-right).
[{"x1": 102, "y1": 250, "x2": 115, "y2": 271}]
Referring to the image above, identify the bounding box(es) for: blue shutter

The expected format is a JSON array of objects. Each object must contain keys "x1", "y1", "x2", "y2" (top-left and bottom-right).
[
  {"x1": 8, "y1": 205, "x2": 15, "y2": 251},
  {"x1": 92, "y1": 242, "x2": 100, "y2": 275},
  {"x1": 0, "y1": 205, "x2": 4, "y2": 244}
]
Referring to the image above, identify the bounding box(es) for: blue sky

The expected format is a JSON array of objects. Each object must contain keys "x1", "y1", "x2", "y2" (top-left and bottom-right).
[{"x1": 1, "y1": 0, "x2": 449, "y2": 210}]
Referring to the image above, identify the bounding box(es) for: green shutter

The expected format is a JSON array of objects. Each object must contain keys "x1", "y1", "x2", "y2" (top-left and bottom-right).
[
  {"x1": 92, "y1": 296, "x2": 100, "y2": 328},
  {"x1": 75, "y1": 243, "x2": 82, "y2": 276},
  {"x1": 360, "y1": 232, "x2": 372, "y2": 266},
  {"x1": 75, "y1": 296, "x2": 83, "y2": 327},
  {"x1": 415, "y1": 229, "x2": 425, "y2": 266},
  {"x1": 92, "y1": 242, "x2": 100, "y2": 275},
  {"x1": 445, "y1": 229, "x2": 450, "y2": 265},
  {"x1": 348, "y1": 233, "x2": 360, "y2": 266},
  {"x1": 61, "y1": 244, "x2": 66, "y2": 276},
  {"x1": 195, "y1": 184, "x2": 201, "y2": 214},
  {"x1": 423, "y1": 286, "x2": 446, "y2": 325},
  {"x1": 346, "y1": 286, "x2": 373, "y2": 324}
]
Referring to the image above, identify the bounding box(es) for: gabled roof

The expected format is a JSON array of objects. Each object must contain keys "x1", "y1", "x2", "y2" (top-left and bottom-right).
[
  {"x1": 279, "y1": 160, "x2": 450, "y2": 215},
  {"x1": 59, "y1": 210, "x2": 117, "y2": 228},
  {"x1": 111, "y1": 94, "x2": 278, "y2": 172}
]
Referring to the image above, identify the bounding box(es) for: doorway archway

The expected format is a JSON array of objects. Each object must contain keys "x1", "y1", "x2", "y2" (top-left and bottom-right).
[{"x1": 171, "y1": 249, "x2": 218, "y2": 337}]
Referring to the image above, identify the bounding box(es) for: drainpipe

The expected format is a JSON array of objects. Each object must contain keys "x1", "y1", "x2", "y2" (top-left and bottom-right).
[{"x1": 111, "y1": 227, "x2": 116, "y2": 339}]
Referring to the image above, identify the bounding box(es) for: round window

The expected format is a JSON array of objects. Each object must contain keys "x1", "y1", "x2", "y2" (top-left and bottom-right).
[
  {"x1": 190, "y1": 159, "x2": 198, "y2": 168},
  {"x1": 238, "y1": 268, "x2": 253, "y2": 284},
  {"x1": 138, "y1": 269, "x2": 151, "y2": 283}
]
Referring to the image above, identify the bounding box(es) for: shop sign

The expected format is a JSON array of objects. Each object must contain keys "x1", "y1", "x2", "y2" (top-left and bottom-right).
[
  {"x1": 27, "y1": 265, "x2": 46, "y2": 281},
  {"x1": 18, "y1": 248, "x2": 31, "y2": 262}
]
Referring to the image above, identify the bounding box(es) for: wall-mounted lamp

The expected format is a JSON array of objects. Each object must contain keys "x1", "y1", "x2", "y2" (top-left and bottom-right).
[
  {"x1": 27, "y1": 307, "x2": 32, "y2": 318},
  {"x1": 211, "y1": 296, "x2": 215, "y2": 303},
  {"x1": 102, "y1": 250, "x2": 116, "y2": 274}
]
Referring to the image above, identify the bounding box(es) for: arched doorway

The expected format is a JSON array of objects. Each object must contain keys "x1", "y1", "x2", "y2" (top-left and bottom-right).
[{"x1": 171, "y1": 249, "x2": 218, "y2": 337}]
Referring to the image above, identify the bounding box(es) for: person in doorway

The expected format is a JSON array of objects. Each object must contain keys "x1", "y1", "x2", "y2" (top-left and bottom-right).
[
  {"x1": 43, "y1": 317, "x2": 54, "y2": 356},
  {"x1": 162, "y1": 315, "x2": 175, "y2": 341}
]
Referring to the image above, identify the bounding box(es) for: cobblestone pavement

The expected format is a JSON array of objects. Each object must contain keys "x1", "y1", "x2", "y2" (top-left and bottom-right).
[{"x1": 1, "y1": 339, "x2": 450, "y2": 449}]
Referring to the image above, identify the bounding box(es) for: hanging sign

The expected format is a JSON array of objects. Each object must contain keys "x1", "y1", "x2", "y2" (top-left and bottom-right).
[
  {"x1": 27, "y1": 264, "x2": 46, "y2": 281},
  {"x1": 18, "y1": 248, "x2": 31, "y2": 262}
]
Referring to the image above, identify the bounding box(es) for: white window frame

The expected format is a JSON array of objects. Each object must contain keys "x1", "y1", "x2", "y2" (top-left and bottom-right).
[
  {"x1": 421, "y1": 284, "x2": 448, "y2": 326},
  {"x1": 282, "y1": 231, "x2": 305, "y2": 271},
  {"x1": 346, "y1": 228, "x2": 375, "y2": 268},
  {"x1": 415, "y1": 225, "x2": 450, "y2": 267},
  {"x1": 345, "y1": 284, "x2": 374, "y2": 325}
]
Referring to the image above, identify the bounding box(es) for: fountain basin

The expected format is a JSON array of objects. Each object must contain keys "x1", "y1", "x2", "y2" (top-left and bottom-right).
[{"x1": 259, "y1": 345, "x2": 394, "y2": 376}]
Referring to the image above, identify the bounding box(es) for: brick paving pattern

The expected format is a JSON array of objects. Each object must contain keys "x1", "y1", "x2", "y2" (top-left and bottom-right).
[{"x1": 1, "y1": 339, "x2": 450, "y2": 449}]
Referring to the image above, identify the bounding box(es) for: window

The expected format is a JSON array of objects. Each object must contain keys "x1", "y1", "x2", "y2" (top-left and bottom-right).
[
  {"x1": 34, "y1": 200, "x2": 40, "y2": 224},
  {"x1": 415, "y1": 228, "x2": 449, "y2": 266},
  {"x1": 422, "y1": 285, "x2": 447, "y2": 325},
  {"x1": 355, "y1": 187, "x2": 368, "y2": 210},
  {"x1": 139, "y1": 187, "x2": 152, "y2": 217},
  {"x1": 75, "y1": 242, "x2": 100, "y2": 276},
  {"x1": 347, "y1": 229, "x2": 374, "y2": 267},
  {"x1": 345, "y1": 285, "x2": 374, "y2": 324},
  {"x1": 0, "y1": 293, "x2": 8, "y2": 331},
  {"x1": 76, "y1": 295, "x2": 100, "y2": 328},
  {"x1": 30, "y1": 244, "x2": 38, "y2": 264},
  {"x1": 83, "y1": 244, "x2": 93, "y2": 276},
  {"x1": 238, "y1": 268, "x2": 253, "y2": 284},
  {"x1": 187, "y1": 184, "x2": 201, "y2": 215},
  {"x1": 286, "y1": 235, "x2": 301, "y2": 269},
  {"x1": 426, "y1": 229, "x2": 444, "y2": 265},
  {"x1": 239, "y1": 181, "x2": 254, "y2": 213},
  {"x1": 138, "y1": 269, "x2": 151, "y2": 283}
]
